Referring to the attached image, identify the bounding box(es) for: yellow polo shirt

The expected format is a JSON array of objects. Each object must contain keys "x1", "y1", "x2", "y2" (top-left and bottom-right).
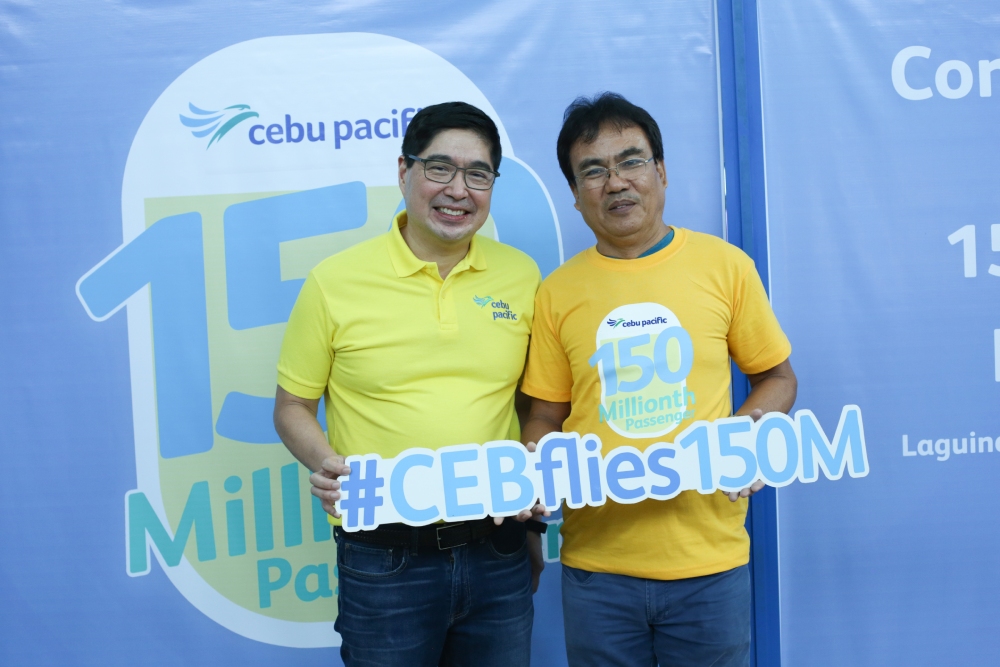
[{"x1": 277, "y1": 211, "x2": 540, "y2": 463}]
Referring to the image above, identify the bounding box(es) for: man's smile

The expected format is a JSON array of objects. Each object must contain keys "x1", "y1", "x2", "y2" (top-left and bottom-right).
[
  {"x1": 432, "y1": 203, "x2": 474, "y2": 222},
  {"x1": 607, "y1": 197, "x2": 639, "y2": 214}
]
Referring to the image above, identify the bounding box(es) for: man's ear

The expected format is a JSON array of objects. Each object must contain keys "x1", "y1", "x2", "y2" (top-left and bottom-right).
[
  {"x1": 570, "y1": 183, "x2": 581, "y2": 212},
  {"x1": 398, "y1": 155, "x2": 408, "y2": 196}
]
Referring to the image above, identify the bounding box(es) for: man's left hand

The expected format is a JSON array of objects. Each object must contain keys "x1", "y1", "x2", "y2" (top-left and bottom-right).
[
  {"x1": 727, "y1": 408, "x2": 767, "y2": 502},
  {"x1": 494, "y1": 439, "x2": 551, "y2": 524},
  {"x1": 727, "y1": 478, "x2": 766, "y2": 502}
]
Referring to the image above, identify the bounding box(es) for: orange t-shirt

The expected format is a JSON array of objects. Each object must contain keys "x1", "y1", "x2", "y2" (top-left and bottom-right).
[{"x1": 522, "y1": 228, "x2": 791, "y2": 580}]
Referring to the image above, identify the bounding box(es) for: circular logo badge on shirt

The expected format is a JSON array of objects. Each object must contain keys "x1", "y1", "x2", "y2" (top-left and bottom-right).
[{"x1": 592, "y1": 303, "x2": 696, "y2": 439}]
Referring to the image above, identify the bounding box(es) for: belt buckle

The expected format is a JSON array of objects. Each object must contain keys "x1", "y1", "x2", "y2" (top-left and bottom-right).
[{"x1": 435, "y1": 523, "x2": 468, "y2": 550}]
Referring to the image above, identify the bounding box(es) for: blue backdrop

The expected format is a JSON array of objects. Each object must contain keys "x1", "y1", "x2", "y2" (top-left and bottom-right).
[
  {"x1": 756, "y1": 1, "x2": 1000, "y2": 665},
  {"x1": 7, "y1": 1, "x2": 994, "y2": 665},
  {"x1": 0, "y1": 2, "x2": 727, "y2": 664}
]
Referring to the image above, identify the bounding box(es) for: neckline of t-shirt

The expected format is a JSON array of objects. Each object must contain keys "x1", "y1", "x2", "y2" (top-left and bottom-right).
[{"x1": 584, "y1": 226, "x2": 687, "y2": 270}]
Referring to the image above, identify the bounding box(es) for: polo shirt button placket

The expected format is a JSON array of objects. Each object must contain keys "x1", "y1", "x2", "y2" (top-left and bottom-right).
[{"x1": 439, "y1": 275, "x2": 458, "y2": 331}]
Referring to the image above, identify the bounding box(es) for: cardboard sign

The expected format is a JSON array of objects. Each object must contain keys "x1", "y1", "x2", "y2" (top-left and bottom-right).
[{"x1": 335, "y1": 406, "x2": 868, "y2": 531}]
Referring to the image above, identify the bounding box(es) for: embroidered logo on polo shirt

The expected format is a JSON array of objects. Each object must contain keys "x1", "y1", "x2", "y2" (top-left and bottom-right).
[{"x1": 473, "y1": 295, "x2": 518, "y2": 321}]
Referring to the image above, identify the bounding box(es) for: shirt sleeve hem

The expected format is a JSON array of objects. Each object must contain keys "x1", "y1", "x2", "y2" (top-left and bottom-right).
[
  {"x1": 735, "y1": 344, "x2": 792, "y2": 376},
  {"x1": 276, "y1": 371, "x2": 326, "y2": 400},
  {"x1": 520, "y1": 382, "x2": 572, "y2": 403}
]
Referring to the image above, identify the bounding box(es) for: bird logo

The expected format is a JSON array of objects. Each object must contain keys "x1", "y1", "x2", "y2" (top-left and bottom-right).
[{"x1": 180, "y1": 103, "x2": 259, "y2": 149}]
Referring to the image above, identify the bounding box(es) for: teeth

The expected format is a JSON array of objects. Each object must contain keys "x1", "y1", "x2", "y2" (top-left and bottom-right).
[{"x1": 439, "y1": 207, "x2": 466, "y2": 216}]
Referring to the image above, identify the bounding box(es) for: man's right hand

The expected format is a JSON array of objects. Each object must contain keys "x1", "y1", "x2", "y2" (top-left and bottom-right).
[
  {"x1": 310, "y1": 455, "x2": 351, "y2": 518},
  {"x1": 493, "y1": 440, "x2": 551, "y2": 525}
]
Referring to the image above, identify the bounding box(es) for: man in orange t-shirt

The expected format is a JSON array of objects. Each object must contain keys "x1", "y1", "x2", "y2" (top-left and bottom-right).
[{"x1": 521, "y1": 93, "x2": 797, "y2": 667}]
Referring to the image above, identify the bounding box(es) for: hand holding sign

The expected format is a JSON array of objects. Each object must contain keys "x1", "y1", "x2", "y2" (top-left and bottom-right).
[
  {"x1": 335, "y1": 406, "x2": 868, "y2": 531},
  {"x1": 493, "y1": 438, "x2": 551, "y2": 525},
  {"x1": 309, "y1": 454, "x2": 352, "y2": 518},
  {"x1": 726, "y1": 408, "x2": 766, "y2": 502}
]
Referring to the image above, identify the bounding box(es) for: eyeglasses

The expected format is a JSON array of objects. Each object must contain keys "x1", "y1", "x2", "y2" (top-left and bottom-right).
[
  {"x1": 406, "y1": 155, "x2": 499, "y2": 190},
  {"x1": 575, "y1": 156, "x2": 656, "y2": 190}
]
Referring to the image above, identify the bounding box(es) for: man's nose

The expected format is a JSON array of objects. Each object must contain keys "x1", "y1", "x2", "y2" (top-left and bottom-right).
[
  {"x1": 442, "y1": 173, "x2": 471, "y2": 199},
  {"x1": 604, "y1": 170, "x2": 631, "y2": 192}
]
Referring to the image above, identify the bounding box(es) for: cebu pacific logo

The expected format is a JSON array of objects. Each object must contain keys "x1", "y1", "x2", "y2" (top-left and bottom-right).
[
  {"x1": 76, "y1": 33, "x2": 562, "y2": 648},
  {"x1": 180, "y1": 103, "x2": 259, "y2": 148},
  {"x1": 474, "y1": 295, "x2": 518, "y2": 321},
  {"x1": 607, "y1": 315, "x2": 669, "y2": 329},
  {"x1": 590, "y1": 303, "x2": 696, "y2": 439}
]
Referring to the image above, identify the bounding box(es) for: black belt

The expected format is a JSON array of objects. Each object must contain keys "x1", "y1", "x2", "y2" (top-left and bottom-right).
[{"x1": 336, "y1": 518, "x2": 499, "y2": 551}]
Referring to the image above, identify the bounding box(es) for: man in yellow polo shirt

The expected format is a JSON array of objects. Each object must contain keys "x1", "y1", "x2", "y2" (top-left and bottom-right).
[
  {"x1": 273, "y1": 102, "x2": 542, "y2": 667},
  {"x1": 521, "y1": 93, "x2": 797, "y2": 667}
]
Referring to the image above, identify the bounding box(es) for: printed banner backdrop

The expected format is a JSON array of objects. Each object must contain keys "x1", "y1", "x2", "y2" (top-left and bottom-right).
[
  {"x1": 756, "y1": 1, "x2": 1000, "y2": 665},
  {"x1": 0, "y1": 2, "x2": 727, "y2": 665}
]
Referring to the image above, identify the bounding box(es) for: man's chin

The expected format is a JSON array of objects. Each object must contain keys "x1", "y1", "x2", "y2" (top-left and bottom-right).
[
  {"x1": 597, "y1": 218, "x2": 647, "y2": 240},
  {"x1": 429, "y1": 221, "x2": 481, "y2": 244}
]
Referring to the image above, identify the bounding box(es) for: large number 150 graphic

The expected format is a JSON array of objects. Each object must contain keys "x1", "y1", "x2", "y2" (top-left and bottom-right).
[
  {"x1": 76, "y1": 164, "x2": 561, "y2": 459},
  {"x1": 586, "y1": 304, "x2": 696, "y2": 439},
  {"x1": 589, "y1": 327, "x2": 694, "y2": 397}
]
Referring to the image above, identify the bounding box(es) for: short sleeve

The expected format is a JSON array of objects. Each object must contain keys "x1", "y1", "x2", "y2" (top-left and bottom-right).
[
  {"x1": 276, "y1": 272, "x2": 335, "y2": 399},
  {"x1": 521, "y1": 286, "x2": 573, "y2": 403},
  {"x1": 728, "y1": 265, "x2": 792, "y2": 375}
]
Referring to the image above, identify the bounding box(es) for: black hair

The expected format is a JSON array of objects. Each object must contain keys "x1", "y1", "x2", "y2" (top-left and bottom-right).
[
  {"x1": 401, "y1": 101, "x2": 502, "y2": 172},
  {"x1": 556, "y1": 92, "x2": 664, "y2": 187}
]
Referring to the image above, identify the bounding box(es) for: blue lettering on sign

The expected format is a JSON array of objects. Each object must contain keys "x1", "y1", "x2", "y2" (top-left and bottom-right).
[
  {"x1": 646, "y1": 447, "x2": 681, "y2": 497},
  {"x1": 799, "y1": 407, "x2": 868, "y2": 481},
  {"x1": 215, "y1": 181, "x2": 366, "y2": 445},
  {"x1": 224, "y1": 182, "x2": 367, "y2": 330},
  {"x1": 486, "y1": 445, "x2": 534, "y2": 513},
  {"x1": 334, "y1": 407, "x2": 869, "y2": 532},
  {"x1": 340, "y1": 459, "x2": 385, "y2": 529},
  {"x1": 77, "y1": 213, "x2": 213, "y2": 458},
  {"x1": 257, "y1": 558, "x2": 334, "y2": 609},
  {"x1": 124, "y1": 465, "x2": 335, "y2": 589},
  {"x1": 78, "y1": 170, "x2": 562, "y2": 459},
  {"x1": 390, "y1": 453, "x2": 438, "y2": 523},
  {"x1": 535, "y1": 435, "x2": 582, "y2": 507},
  {"x1": 589, "y1": 327, "x2": 695, "y2": 397},
  {"x1": 441, "y1": 449, "x2": 484, "y2": 519},
  {"x1": 248, "y1": 108, "x2": 418, "y2": 149},
  {"x1": 257, "y1": 558, "x2": 292, "y2": 608},
  {"x1": 679, "y1": 424, "x2": 713, "y2": 492},
  {"x1": 489, "y1": 157, "x2": 562, "y2": 277},
  {"x1": 604, "y1": 450, "x2": 646, "y2": 501},
  {"x1": 756, "y1": 415, "x2": 800, "y2": 485},
  {"x1": 717, "y1": 419, "x2": 757, "y2": 489},
  {"x1": 127, "y1": 482, "x2": 216, "y2": 574}
]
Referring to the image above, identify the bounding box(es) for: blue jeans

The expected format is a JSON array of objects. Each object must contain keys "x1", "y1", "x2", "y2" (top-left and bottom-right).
[
  {"x1": 562, "y1": 564, "x2": 751, "y2": 667},
  {"x1": 334, "y1": 522, "x2": 533, "y2": 667}
]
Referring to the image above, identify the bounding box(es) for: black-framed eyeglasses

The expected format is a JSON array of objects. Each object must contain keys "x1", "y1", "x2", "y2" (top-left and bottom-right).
[
  {"x1": 576, "y1": 156, "x2": 656, "y2": 190},
  {"x1": 406, "y1": 155, "x2": 499, "y2": 190}
]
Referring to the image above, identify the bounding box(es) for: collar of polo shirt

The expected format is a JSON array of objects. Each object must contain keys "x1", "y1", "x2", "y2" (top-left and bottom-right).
[{"x1": 387, "y1": 210, "x2": 489, "y2": 278}]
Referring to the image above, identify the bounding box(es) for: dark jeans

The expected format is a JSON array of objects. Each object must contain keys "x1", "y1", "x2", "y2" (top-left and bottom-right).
[
  {"x1": 562, "y1": 563, "x2": 751, "y2": 667},
  {"x1": 334, "y1": 521, "x2": 533, "y2": 667}
]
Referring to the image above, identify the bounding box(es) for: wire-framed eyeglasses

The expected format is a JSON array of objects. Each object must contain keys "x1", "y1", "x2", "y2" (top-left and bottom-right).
[
  {"x1": 406, "y1": 155, "x2": 499, "y2": 190},
  {"x1": 575, "y1": 156, "x2": 656, "y2": 190}
]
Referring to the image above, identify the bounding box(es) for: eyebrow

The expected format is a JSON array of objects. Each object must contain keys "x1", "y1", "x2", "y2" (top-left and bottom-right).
[
  {"x1": 423, "y1": 153, "x2": 494, "y2": 171},
  {"x1": 576, "y1": 146, "x2": 646, "y2": 171}
]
